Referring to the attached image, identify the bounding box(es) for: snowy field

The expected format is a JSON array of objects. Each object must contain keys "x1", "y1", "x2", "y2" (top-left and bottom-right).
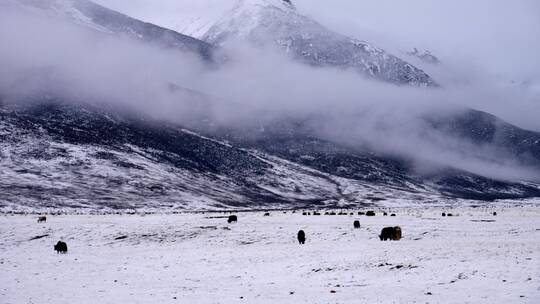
[{"x1": 1, "y1": 206, "x2": 539, "y2": 303}]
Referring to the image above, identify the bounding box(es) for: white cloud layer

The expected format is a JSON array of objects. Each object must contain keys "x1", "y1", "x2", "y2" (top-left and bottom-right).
[
  {"x1": 93, "y1": 0, "x2": 540, "y2": 130},
  {"x1": 1, "y1": 0, "x2": 539, "y2": 182}
]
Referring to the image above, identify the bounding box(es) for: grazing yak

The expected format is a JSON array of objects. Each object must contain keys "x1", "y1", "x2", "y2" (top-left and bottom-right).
[
  {"x1": 353, "y1": 220, "x2": 360, "y2": 229},
  {"x1": 297, "y1": 230, "x2": 306, "y2": 244},
  {"x1": 390, "y1": 213, "x2": 396, "y2": 217},
  {"x1": 379, "y1": 226, "x2": 402, "y2": 241},
  {"x1": 227, "y1": 215, "x2": 238, "y2": 223},
  {"x1": 383, "y1": 212, "x2": 388, "y2": 216},
  {"x1": 264, "y1": 212, "x2": 270, "y2": 217},
  {"x1": 54, "y1": 241, "x2": 68, "y2": 254},
  {"x1": 493, "y1": 212, "x2": 497, "y2": 216},
  {"x1": 366, "y1": 211, "x2": 376, "y2": 216},
  {"x1": 37, "y1": 216, "x2": 47, "y2": 223},
  {"x1": 442, "y1": 212, "x2": 446, "y2": 217},
  {"x1": 358, "y1": 211, "x2": 365, "y2": 215}
]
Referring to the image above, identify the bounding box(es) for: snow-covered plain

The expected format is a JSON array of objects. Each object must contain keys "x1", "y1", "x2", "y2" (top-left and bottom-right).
[{"x1": 1, "y1": 206, "x2": 539, "y2": 303}]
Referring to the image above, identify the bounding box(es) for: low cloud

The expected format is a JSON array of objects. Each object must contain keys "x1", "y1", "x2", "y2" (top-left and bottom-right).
[
  {"x1": 0, "y1": 3, "x2": 539, "y2": 183},
  {"x1": 95, "y1": 0, "x2": 540, "y2": 130}
]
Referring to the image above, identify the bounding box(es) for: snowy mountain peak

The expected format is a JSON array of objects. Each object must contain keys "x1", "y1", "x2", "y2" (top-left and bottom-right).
[
  {"x1": 172, "y1": 0, "x2": 293, "y2": 39},
  {"x1": 200, "y1": 0, "x2": 297, "y2": 41},
  {"x1": 237, "y1": 0, "x2": 295, "y2": 10},
  {"x1": 202, "y1": 0, "x2": 436, "y2": 86}
]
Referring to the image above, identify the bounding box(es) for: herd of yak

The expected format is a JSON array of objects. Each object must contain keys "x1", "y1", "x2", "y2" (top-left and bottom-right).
[
  {"x1": 293, "y1": 210, "x2": 402, "y2": 243},
  {"x1": 36, "y1": 210, "x2": 498, "y2": 253},
  {"x1": 227, "y1": 212, "x2": 402, "y2": 244}
]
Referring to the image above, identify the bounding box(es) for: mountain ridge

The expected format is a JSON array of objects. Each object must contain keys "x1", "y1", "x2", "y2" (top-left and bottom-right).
[
  {"x1": 2, "y1": 101, "x2": 540, "y2": 213},
  {"x1": 201, "y1": 0, "x2": 436, "y2": 86},
  {"x1": 5, "y1": 0, "x2": 218, "y2": 62},
  {"x1": 2, "y1": 0, "x2": 540, "y2": 212}
]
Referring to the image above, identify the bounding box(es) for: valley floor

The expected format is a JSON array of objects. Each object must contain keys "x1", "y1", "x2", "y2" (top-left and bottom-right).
[{"x1": 1, "y1": 206, "x2": 539, "y2": 303}]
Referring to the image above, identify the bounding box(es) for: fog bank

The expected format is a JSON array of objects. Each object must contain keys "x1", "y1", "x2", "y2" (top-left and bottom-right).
[{"x1": 1, "y1": 4, "x2": 539, "y2": 182}]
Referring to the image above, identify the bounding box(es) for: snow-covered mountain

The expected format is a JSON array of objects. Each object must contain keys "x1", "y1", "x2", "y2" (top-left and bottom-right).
[
  {"x1": 2, "y1": 100, "x2": 540, "y2": 212},
  {"x1": 2, "y1": 0, "x2": 540, "y2": 212},
  {"x1": 201, "y1": 0, "x2": 436, "y2": 86},
  {"x1": 0, "y1": 100, "x2": 446, "y2": 212},
  {"x1": 4, "y1": 0, "x2": 217, "y2": 61}
]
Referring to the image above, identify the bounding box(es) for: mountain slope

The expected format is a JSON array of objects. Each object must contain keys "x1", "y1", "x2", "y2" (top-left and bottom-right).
[
  {"x1": 0, "y1": 101, "x2": 389, "y2": 211},
  {"x1": 2, "y1": 0, "x2": 540, "y2": 212},
  {"x1": 200, "y1": 115, "x2": 540, "y2": 201},
  {"x1": 5, "y1": 0, "x2": 217, "y2": 61},
  {"x1": 201, "y1": 0, "x2": 436, "y2": 86},
  {"x1": 2, "y1": 101, "x2": 540, "y2": 212},
  {"x1": 425, "y1": 110, "x2": 540, "y2": 167}
]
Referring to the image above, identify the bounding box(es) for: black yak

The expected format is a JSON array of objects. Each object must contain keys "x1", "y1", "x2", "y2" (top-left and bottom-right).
[
  {"x1": 264, "y1": 212, "x2": 270, "y2": 217},
  {"x1": 228, "y1": 215, "x2": 238, "y2": 223},
  {"x1": 383, "y1": 212, "x2": 388, "y2": 216},
  {"x1": 54, "y1": 241, "x2": 68, "y2": 254},
  {"x1": 366, "y1": 211, "x2": 376, "y2": 216},
  {"x1": 297, "y1": 230, "x2": 306, "y2": 244},
  {"x1": 379, "y1": 226, "x2": 402, "y2": 241},
  {"x1": 493, "y1": 212, "x2": 497, "y2": 216},
  {"x1": 358, "y1": 212, "x2": 365, "y2": 215},
  {"x1": 37, "y1": 216, "x2": 47, "y2": 223},
  {"x1": 390, "y1": 213, "x2": 396, "y2": 217},
  {"x1": 379, "y1": 227, "x2": 393, "y2": 241},
  {"x1": 442, "y1": 212, "x2": 446, "y2": 217},
  {"x1": 353, "y1": 220, "x2": 360, "y2": 229}
]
